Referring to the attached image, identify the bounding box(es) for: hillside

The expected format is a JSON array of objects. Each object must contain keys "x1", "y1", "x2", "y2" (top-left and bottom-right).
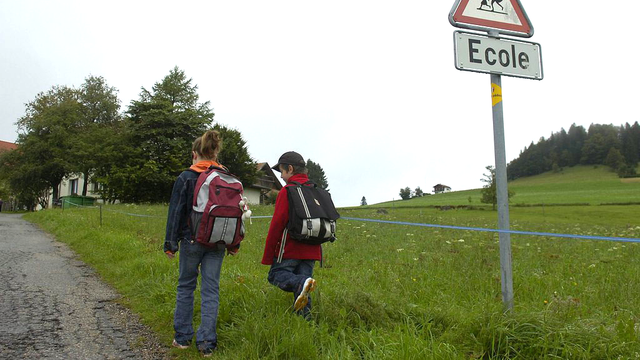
[{"x1": 370, "y1": 165, "x2": 640, "y2": 208}]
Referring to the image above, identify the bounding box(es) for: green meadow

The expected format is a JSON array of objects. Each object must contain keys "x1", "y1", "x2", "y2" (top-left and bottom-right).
[
  {"x1": 372, "y1": 165, "x2": 640, "y2": 208},
  {"x1": 24, "y1": 166, "x2": 640, "y2": 359}
]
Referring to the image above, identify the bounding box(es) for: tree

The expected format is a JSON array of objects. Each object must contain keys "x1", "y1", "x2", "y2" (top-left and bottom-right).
[
  {"x1": 605, "y1": 147, "x2": 625, "y2": 171},
  {"x1": 413, "y1": 187, "x2": 424, "y2": 198},
  {"x1": 306, "y1": 159, "x2": 329, "y2": 190},
  {"x1": 480, "y1": 166, "x2": 514, "y2": 210},
  {"x1": 75, "y1": 76, "x2": 121, "y2": 196},
  {"x1": 15, "y1": 85, "x2": 83, "y2": 204},
  {"x1": 361, "y1": 196, "x2": 367, "y2": 206},
  {"x1": 0, "y1": 148, "x2": 50, "y2": 210},
  {"x1": 399, "y1": 187, "x2": 412, "y2": 200},
  {"x1": 214, "y1": 124, "x2": 258, "y2": 187},
  {"x1": 104, "y1": 67, "x2": 214, "y2": 202}
]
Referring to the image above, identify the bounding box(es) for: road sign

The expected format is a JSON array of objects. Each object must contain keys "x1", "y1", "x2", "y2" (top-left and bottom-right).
[
  {"x1": 449, "y1": 0, "x2": 534, "y2": 38},
  {"x1": 454, "y1": 31, "x2": 543, "y2": 80}
]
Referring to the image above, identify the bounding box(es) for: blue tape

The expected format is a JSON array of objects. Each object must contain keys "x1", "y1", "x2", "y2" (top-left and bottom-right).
[{"x1": 250, "y1": 215, "x2": 640, "y2": 244}]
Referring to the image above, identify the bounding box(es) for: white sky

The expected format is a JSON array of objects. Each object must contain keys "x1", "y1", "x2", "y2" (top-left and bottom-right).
[{"x1": 1, "y1": 1, "x2": 638, "y2": 207}]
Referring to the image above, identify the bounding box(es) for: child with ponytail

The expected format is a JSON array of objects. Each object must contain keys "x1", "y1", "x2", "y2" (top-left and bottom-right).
[{"x1": 164, "y1": 130, "x2": 227, "y2": 357}]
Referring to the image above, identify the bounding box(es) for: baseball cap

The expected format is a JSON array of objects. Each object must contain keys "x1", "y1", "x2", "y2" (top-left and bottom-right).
[{"x1": 272, "y1": 151, "x2": 305, "y2": 172}]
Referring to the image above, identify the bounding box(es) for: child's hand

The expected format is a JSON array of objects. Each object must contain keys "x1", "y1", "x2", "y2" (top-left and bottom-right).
[
  {"x1": 165, "y1": 250, "x2": 176, "y2": 259},
  {"x1": 227, "y1": 247, "x2": 239, "y2": 256}
]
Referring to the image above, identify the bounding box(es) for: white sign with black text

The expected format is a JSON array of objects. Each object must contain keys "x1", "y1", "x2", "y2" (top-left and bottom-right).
[{"x1": 454, "y1": 31, "x2": 542, "y2": 80}]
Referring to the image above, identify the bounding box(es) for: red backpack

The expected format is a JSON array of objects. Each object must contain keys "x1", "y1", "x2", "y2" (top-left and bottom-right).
[{"x1": 189, "y1": 166, "x2": 246, "y2": 249}]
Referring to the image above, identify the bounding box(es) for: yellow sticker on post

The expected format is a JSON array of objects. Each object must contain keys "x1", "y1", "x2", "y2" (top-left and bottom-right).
[{"x1": 492, "y1": 83, "x2": 502, "y2": 106}]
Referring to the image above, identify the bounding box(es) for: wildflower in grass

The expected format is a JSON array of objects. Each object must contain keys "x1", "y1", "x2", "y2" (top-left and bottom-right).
[
  {"x1": 413, "y1": 258, "x2": 418, "y2": 261},
  {"x1": 396, "y1": 248, "x2": 404, "y2": 252},
  {"x1": 458, "y1": 239, "x2": 465, "y2": 243},
  {"x1": 446, "y1": 241, "x2": 451, "y2": 244},
  {"x1": 544, "y1": 300, "x2": 548, "y2": 305},
  {"x1": 589, "y1": 264, "x2": 596, "y2": 268}
]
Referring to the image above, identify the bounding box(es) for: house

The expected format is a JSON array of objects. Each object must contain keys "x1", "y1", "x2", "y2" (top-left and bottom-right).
[
  {"x1": 0, "y1": 140, "x2": 17, "y2": 152},
  {"x1": 47, "y1": 177, "x2": 103, "y2": 208},
  {"x1": 244, "y1": 162, "x2": 283, "y2": 205},
  {"x1": 433, "y1": 184, "x2": 452, "y2": 194}
]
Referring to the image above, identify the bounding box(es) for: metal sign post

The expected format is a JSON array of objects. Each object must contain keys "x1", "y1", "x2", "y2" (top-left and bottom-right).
[
  {"x1": 490, "y1": 70, "x2": 514, "y2": 310},
  {"x1": 450, "y1": 0, "x2": 542, "y2": 311}
]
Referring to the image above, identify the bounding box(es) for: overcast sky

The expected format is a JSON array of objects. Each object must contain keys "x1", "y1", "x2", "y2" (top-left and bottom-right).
[{"x1": 1, "y1": 1, "x2": 638, "y2": 207}]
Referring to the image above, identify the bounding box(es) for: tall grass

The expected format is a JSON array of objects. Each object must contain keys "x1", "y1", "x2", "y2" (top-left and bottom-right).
[{"x1": 24, "y1": 202, "x2": 640, "y2": 359}]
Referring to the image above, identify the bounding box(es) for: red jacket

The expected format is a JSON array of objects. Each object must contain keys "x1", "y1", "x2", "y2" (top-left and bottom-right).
[{"x1": 261, "y1": 174, "x2": 322, "y2": 265}]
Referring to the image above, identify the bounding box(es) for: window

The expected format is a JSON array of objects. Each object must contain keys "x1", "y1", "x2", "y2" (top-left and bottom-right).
[{"x1": 70, "y1": 179, "x2": 78, "y2": 195}]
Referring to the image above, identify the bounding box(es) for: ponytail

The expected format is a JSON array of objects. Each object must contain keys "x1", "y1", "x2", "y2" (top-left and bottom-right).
[{"x1": 199, "y1": 130, "x2": 222, "y2": 161}]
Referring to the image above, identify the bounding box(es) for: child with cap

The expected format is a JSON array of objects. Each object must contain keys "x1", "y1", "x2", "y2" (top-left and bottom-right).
[{"x1": 262, "y1": 151, "x2": 320, "y2": 317}]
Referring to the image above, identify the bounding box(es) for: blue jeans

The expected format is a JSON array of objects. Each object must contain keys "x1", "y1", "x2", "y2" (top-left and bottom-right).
[
  {"x1": 174, "y1": 239, "x2": 225, "y2": 349},
  {"x1": 268, "y1": 259, "x2": 315, "y2": 315}
]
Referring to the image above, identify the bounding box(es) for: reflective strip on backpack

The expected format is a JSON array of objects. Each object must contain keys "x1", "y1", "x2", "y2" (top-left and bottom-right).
[
  {"x1": 277, "y1": 228, "x2": 288, "y2": 263},
  {"x1": 296, "y1": 187, "x2": 314, "y2": 238},
  {"x1": 210, "y1": 217, "x2": 238, "y2": 245}
]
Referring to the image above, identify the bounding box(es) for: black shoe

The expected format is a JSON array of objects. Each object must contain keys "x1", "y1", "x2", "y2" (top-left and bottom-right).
[{"x1": 198, "y1": 342, "x2": 217, "y2": 357}]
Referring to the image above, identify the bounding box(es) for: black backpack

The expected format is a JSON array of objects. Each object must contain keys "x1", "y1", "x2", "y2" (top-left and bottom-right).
[{"x1": 286, "y1": 181, "x2": 340, "y2": 245}]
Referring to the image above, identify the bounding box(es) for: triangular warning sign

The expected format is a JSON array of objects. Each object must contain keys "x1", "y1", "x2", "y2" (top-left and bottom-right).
[{"x1": 449, "y1": 0, "x2": 534, "y2": 38}]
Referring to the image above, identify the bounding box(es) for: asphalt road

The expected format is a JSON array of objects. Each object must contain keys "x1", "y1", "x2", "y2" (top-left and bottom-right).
[{"x1": 0, "y1": 213, "x2": 166, "y2": 359}]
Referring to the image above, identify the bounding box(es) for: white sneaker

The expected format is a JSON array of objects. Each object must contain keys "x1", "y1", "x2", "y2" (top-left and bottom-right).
[
  {"x1": 172, "y1": 339, "x2": 190, "y2": 349},
  {"x1": 294, "y1": 278, "x2": 316, "y2": 311}
]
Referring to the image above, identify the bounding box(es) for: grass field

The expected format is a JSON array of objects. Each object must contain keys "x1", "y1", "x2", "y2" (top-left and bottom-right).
[
  {"x1": 23, "y1": 166, "x2": 640, "y2": 359},
  {"x1": 370, "y1": 165, "x2": 640, "y2": 208}
]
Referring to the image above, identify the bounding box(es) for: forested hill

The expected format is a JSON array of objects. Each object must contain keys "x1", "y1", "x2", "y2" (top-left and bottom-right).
[{"x1": 507, "y1": 122, "x2": 640, "y2": 180}]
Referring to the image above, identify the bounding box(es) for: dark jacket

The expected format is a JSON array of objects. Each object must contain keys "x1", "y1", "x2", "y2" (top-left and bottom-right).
[
  {"x1": 164, "y1": 169, "x2": 200, "y2": 253},
  {"x1": 261, "y1": 173, "x2": 322, "y2": 265}
]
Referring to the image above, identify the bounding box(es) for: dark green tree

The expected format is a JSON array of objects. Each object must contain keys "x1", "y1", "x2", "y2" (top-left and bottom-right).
[
  {"x1": 15, "y1": 86, "x2": 83, "y2": 203},
  {"x1": 306, "y1": 159, "x2": 329, "y2": 190},
  {"x1": 605, "y1": 147, "x2": 625, "y2": 171},
  {"x1": 621, "y1": 123, "x2": 639, "y2": 167},
  {"x1": 75, "y1": 76, "x2": 121, "y2": 196},
  {"x1": 413, "y1": 187, "x2": 424, "y2": 198},
  {"x1": 106, "y1": 67, "x2": 214, "y2": 202},
  {"x1": 0, "y1": 147, "x2": 50, "y2": 210},
  {"x1": 361, "y1": 196, "x2": 367, "y2": 206},
  {"x1": 214, "y1": 124, "x2": 258, "y2": 187},
  {"x1": 399, "y1": 187, "x2": 412, "y2": 200}
]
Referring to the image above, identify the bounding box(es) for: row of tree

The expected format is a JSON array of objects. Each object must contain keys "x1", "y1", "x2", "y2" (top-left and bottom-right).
[
  {"x1": 399, "y1": 186, "x2": 425, "y2": 200},
  {"x1": 507, "y1": 122, "x2": 640, "y2": 180},
  {"x1": 0, "y1": 67, "x2": 258, "y2": 209}
]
